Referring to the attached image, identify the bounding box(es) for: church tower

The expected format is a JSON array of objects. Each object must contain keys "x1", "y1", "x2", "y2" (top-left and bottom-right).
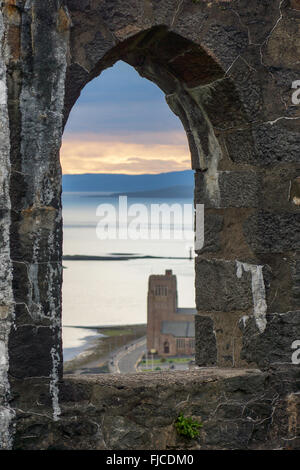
[{"x1": 147, "y1": 270, "x2": 177, "y2": 353}]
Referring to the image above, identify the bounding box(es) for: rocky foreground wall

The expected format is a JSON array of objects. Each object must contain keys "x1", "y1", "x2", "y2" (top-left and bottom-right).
[
  {"x1": 0, "y1": 0, "x2": 299, "y2": 449},
  {"x1": 11, "y1": 369, "x2": 300, "y2": 450}
]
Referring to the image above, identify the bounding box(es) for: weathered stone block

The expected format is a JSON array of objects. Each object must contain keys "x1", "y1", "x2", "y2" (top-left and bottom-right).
[
  {"x1": 224, "y1": 128, "x2": 257, "y2": 165},
  {"x1": 11, "y1": 261, "x2": 62, "y2": 325},
  {"x1": 199, "y1": 212, "x2": 224, "y2": 253},
  {"x1": 225, "y1": 122, "x2": 300, "y2": 166},
  {"x1": 10, "y1": 208, "x2": 62, "y2": 263},
  {"x1": 254, "y1": 122, "x2": 300, "y2": 165},
  {"x1": 201, "y1": 22, "x2": 249, "y2": 71},
  {"x1": 226, "y1": 56, "x2": 263, "y2": 122},
  {"x1": 262, "y1": 168, "x2": 300, "y2": 212},
  {"x1": 259, "y1": 254, "x2": 295, "y2": 314},
  {"x1": 170, "y1": 2, "x2": 209, "y2": 44},
  {"x1": 230, "y1": 0, "x2": 288, "y2": 45},
  {"x1": 195, "y1": 310, "x2": 252, "y2": 368},
  {"x1": 262, "y1": 67, "x2": 300, "y2": 120},
  {"x1": 240, "y1": 311, "x2": 300, "y2": 370},
  {"x1": 195, "y1": 171, "x2": 261, "y2": 208},
  {"x1": 102, "y1": 416, "x2": 149, "y2": 450},
  {"x1": 219, "y1": 171, "x2": 261, "y2": 208},
  {"x1": 244, "y1": 211, "x2": 300, "y2": 253},
  {"x1": 195, "y1": 315, "x2": 217, "y2": 366},
  {"x1": 8, "y1": 325, "x2": 62, "y2": 379},
  {"x1": 195, "y1": 258, "x2": 253, "y2": 312},
  {"x1": 262, "y1": 16, "x2": 300, "y2": 68},
  {"x1": 189, "y1": 76, "x2": 249, "y2": 130}
]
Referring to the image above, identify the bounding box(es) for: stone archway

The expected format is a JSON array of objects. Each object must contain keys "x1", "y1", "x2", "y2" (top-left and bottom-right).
[
  {"x1": 65, "y1": 20, "x2": 265, "y2": 373},
  {"x1": 1, "y1": 0, "x2": 299, "y2": 450}
]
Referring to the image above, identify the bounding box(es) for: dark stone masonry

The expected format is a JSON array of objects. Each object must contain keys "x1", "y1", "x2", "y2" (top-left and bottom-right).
[{"x1": 0, "y1": 0, "x2": 299, "y2": 449}]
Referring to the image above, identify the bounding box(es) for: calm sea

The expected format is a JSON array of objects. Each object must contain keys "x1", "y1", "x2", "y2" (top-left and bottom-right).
[{"x1": 62, "y1": 192, "x2": 195, "y2": 360}]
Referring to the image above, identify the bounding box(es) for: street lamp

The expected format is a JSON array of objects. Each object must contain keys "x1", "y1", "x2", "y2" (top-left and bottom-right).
[{"x1": 150, "y1": 349, "x2": 157, "y2": 371}]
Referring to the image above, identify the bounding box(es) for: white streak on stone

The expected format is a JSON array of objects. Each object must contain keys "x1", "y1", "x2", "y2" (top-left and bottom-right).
[
  {"x1": 0, "y1": 407, "x2": 15, "y2": 450},
  {"x1": 50, "y1": 347, "x2": 61, "y2": 422},
  {"x1": 195, "y1": 203, "x2": 204, "y2": 251},
  {"x1": 236, "y1": 261, "x2": 268, "y2": 333},
  {"x1": 0, "y1": 80, "x2": 6, "y2": 105},
  {"x1": 203, "y1": 129, "x2": 222, "y2": 207},
  {"x1": 20, "y1": 0, "x2": 69, "y2": 207},
  {"x1": 240, "y1": 315, "x2": 249, "y2": 328},
  {"x1": 28, "y1": 264, "x2": 40, "y2": 307},
  {"x1": 0, "y1": 341, "x2": 15, "y2": 449},
  {"x1": 267, "y1": 116, "x2": 300, "y2": 126},
  {"x1": 187, "y1": 84, "x2": 222, "y2": 206},
  {"x1": 236, "y1": 261, "x2": 243, "y2": 279},
  {"x1": 0, "y1": 9, "x2": 15, "y2": 449}
]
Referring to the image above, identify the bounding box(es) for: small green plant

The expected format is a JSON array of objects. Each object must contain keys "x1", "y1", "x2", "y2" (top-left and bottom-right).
[
  {"x1": 175, "y1": 413, "x2": 202, "y2": 439},
  {"x1": 160, "y1": 357, "x2": 166, "y2": 363},
  {"x1": 155, "y1": 366, "x2": 161, "y2": 371}
]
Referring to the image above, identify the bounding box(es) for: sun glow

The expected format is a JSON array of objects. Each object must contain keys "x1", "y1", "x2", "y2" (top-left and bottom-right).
[{"x1": 61, "y1": 131, "x2": 190, "y2": 175}]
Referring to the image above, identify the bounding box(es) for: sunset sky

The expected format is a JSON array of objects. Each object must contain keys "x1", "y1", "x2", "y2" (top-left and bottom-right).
[{"x1": 61, "y1": 61, "x2": 190, "y2": 175}]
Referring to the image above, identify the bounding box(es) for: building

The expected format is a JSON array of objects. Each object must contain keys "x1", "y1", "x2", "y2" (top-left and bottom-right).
[{"x1": 147, "y1": 270, "x2": 196, "y2": 357}]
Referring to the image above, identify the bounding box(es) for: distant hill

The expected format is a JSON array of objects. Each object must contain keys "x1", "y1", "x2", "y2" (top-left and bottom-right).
[
  {"x1": 62, "y1": 170, "x2": 194, "y2": 193},
  {"x1": 84, "y1": 184, "x2": 193, "y2": 199}
]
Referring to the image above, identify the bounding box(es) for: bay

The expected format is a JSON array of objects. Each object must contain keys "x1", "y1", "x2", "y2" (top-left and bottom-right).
[{"x1": 62, "y1": 192, "x2": 195, "y2": 360}]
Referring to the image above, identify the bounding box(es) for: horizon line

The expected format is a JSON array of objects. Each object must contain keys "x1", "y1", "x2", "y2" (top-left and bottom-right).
[{"x1": 62, "y1": 169, "x2": 193, "y2": 176}]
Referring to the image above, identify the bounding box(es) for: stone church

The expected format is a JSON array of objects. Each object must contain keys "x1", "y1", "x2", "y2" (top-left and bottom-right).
[{"x1": 147, "y1": 270, "x2": 196, "y2": 357}]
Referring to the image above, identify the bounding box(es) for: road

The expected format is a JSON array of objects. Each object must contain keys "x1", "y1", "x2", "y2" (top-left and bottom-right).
[{"x1": 110, "y1": 337, "x2": 146, "y2": 374}]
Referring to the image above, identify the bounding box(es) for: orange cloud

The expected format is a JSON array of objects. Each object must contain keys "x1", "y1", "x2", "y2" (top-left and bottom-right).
[{"x1": 60, "y1": 131, "x2": 191, "y2": 174}]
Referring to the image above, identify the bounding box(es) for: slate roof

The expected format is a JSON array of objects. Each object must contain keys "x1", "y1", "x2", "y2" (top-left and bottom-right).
[
  {"x1": 176, "y1": 308, "x2": 197, "y2": 316},
  {"x1": 161, "y1": 321, "x2": 195, "y2": 338}
]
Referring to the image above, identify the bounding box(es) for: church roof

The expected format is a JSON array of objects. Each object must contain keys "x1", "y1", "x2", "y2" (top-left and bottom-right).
[
  {"x1": 176, "y1": 308, "x2": 197, "y2": 315},
  {"x1": 161, "y1": 321, "x2": 195, "y2": 338}
]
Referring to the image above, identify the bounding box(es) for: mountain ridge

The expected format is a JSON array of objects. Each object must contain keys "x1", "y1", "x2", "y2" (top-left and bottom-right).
[
  {"x1": 62, "y1": 170, "x2": 194, "y2": 192},
  {"x1": 83, "y1": 184, "x2": 193, "y2": 198}
]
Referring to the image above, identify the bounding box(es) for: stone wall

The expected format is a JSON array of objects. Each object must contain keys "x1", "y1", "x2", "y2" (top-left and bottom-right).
[
  {"x1": 0, "y1": 0, "x2": 299, "y2": 449},
  {"x1": 11, "y1": 369, "x2": 300, "y2": 450}
]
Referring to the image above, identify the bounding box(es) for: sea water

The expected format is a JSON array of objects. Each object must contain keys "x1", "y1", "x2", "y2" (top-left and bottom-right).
[{"x1": 62, "y1": 192, "x2": 195, "y2": 360}]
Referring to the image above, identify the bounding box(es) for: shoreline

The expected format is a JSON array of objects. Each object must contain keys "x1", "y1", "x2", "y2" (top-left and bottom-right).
[
  {"x1": 63, "y1": 323, "x2": 147, "y2": 375},
  {"x1": 63, "y1": 327, "x2": 103, "y2": 362},
  {"x1": 63, "y1": 255, "x2": 192, "y2": 261}
]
